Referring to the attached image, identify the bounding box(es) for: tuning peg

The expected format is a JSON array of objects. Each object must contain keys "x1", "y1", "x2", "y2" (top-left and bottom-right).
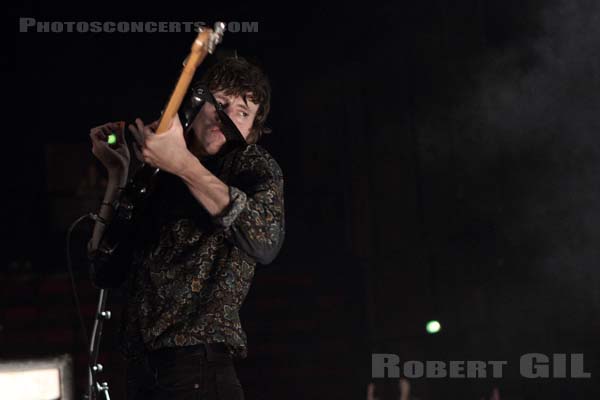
[
  {"x1": 195, "y1": 24, "x2": 205, "y2": 33},
  {"x1": 214, "y1": 21, "x2": 225, "y2": 35},
  {"x1": 208, "y1": 22, "x2": 226, "y2": 53}
]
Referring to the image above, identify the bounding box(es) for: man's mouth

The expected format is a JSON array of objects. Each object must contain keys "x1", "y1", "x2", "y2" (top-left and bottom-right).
[{"x1": 209, "y1": 127, "x2": 224, "y2": 135}]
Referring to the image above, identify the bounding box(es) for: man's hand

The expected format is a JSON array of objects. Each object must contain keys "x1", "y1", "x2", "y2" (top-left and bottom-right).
[
  {"x1": 90, "y1": 121, "x2": 130, "y2": 183},
  {"x1": 128, "y1": 114, "x2": 193, "y2": 176}
]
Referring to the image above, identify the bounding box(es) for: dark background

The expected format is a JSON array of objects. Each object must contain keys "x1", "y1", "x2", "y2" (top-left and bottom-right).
[{"x1": 4, "y1": 0, "x2": 600, "y2": 399}]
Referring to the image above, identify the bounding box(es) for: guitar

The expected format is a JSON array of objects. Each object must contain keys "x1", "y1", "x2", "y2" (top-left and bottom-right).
[
  {"x1": 91, "y1": 23, "x2": 227, "y2": 268},
  {"x1": 87, "y1": 22, "x2": 236, "y2": 399}
]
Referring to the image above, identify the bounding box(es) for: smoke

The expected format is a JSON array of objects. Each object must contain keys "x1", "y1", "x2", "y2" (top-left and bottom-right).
[
  {"x1": 481, "y1": 0, "x2": 600, "y2": 145},
  {"x1": 471, "y1": 0, "x2": 600, "y2": 337},
  {"x1": 424, "y1": 0, "x2": 600, "y2": 361}
]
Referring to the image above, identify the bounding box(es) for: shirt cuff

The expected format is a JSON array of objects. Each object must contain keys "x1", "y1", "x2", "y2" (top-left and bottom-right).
[{"x1": 212, "y1": 186, "x2": 248, "y2": 229}]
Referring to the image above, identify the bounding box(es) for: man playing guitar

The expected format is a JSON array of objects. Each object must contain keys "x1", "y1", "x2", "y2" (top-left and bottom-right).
[{"x1": 88, "y1": 54, "x2": 285, "y2": 399}]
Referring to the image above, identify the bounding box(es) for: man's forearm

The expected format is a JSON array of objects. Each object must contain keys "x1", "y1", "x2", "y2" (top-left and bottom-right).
[
  {"x1": 176, "y1": 152, "x2": 231, "y2": 216},
  {"x1": 175, "y1": 148, "x2": 286, "y2": 265}
]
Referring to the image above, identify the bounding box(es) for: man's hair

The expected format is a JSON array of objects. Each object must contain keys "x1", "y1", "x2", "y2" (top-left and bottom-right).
[{"x1": 200, "y1": 56, "x2": 271, "y2": 144}]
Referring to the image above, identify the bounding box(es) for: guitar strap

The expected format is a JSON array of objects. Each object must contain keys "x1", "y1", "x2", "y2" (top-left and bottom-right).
[
  {"x1": 180, "y1": 81, "x2": 247, "y2": 146},
  {"x1": 178, "y1": 81, "x2": 248, "y2": 181}
]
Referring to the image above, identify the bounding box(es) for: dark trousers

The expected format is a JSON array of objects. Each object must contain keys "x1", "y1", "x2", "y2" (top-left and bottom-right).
[{"x1": 126, "y1": 344, "x2": 244, "y2": 400}]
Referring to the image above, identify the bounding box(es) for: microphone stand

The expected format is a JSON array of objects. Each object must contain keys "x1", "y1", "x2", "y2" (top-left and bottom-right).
[{"x1": 85, "y1": 288, "x2": 111, "y2": 400}]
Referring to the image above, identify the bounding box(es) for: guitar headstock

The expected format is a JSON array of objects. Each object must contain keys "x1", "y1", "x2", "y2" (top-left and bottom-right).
[
  {"x1": 157, "y1": 22, "x2": 225, "y2": 135},
  {"x1": 187, "y1": 22, "x2": 225, "y2": 68},
  {"x1": 206, "y1": 22, "x2": 225, "y2": 54}
]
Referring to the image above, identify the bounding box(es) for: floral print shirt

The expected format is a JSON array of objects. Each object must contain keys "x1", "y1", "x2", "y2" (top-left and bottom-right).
[{"x1": 93, "y1": 144, "x2": 284, "y2": 359}]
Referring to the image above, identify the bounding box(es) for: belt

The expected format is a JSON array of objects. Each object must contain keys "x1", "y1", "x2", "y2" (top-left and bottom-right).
[{"x1": 147, "y1": 343, "x2": 229, "y2": 363}]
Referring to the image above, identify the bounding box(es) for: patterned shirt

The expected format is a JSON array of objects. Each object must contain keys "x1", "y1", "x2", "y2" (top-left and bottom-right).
[{"x1": 92, "y1": 144, "x2": 285, "y2": 359}]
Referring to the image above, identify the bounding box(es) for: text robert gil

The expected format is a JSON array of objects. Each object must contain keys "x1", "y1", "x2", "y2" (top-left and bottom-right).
[{"x1": 372, "y1": 353, "x2": 591, "y2": 379}]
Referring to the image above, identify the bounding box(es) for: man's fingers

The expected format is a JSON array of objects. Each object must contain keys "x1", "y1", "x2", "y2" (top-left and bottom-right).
[
  {"x1": 142, "y1": 125, "x2": 155, "y2": 137},
  {"x1": 91, "y1": 122, "x2": 111, "y2": 131},
  {"x1": 91, "y1": 122, "x2": 120, "y2": 133},
  {"x1": 128, "y1": 124, "x2": 145, "y2": 147},
  {"x1": 115, "y1": 121, "x2": 126, "y2": 138},
  {"x1": 164, "y1": 114, "x2": 182, "y2": 130},
  {"x1": 133, "y1": 117, "x2": 156, "y2": 139},
  {"x1": 90, "y1": 128, "x2": 107, "y2": 142},
  {"x1": 91, "y1": 121, "x2": 127, "y2": 147},
  {"x1": 135, "y1": 118, "x2": 145, "y2": 136},
  {"x1": 132, "y1": 143, "x2": 144, "y2": 161},
  {"x1": 102, "y1": 121, "x2": 126, "y2": 146},
  {"x1": 172, "y1": 114, "x2": 182, "y2": 129}
]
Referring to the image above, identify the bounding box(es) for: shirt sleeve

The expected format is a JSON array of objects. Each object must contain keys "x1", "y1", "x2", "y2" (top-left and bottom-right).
[{"x1": 212, "y1": 146, "x2": 285, "y2": 265}]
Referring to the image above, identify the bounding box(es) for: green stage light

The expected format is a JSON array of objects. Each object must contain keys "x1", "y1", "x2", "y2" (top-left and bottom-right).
[{"x1": 426, "y1": 320, "x2": 441, "y2": 334}]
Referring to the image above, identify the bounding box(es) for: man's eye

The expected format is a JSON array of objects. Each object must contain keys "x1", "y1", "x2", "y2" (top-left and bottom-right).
[{"x1": 240, "y1": 111, "x2": 249, "y2": 118}]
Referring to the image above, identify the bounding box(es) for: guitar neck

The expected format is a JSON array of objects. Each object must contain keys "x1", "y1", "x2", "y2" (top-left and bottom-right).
[
  {"x1": 156, "y1": 52, "x2": 206, "y2": 134},
  {"x1": 155, "y1": 27, "x2": 224, "y2": 134}
]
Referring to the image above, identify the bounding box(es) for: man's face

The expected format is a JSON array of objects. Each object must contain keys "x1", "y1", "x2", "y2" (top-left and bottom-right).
[{"x1": 189, "y1": 89, "x2": 259, "y2": 157}]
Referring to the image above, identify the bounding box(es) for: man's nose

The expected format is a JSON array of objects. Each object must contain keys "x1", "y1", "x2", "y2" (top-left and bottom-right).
[{"x1": 207, "y1": 103, "x2": 221, "y2": 123}]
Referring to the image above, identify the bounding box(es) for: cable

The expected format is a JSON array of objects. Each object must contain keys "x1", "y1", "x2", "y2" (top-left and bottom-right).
[{"x1": 65, "y1": 213, "x2": 94, "y2": 348}]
